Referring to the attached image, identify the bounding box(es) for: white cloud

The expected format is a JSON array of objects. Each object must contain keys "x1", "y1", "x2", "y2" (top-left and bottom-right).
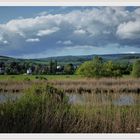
[
  {"x1": 134, "y1": 8, "x2": 140, "y2": 16},
  {"x1": 26, "y1": 38, "x2": 40, "y2": 42},
  {"x1": 0, "y1": 7, "x2": 140, "y2": 57},
  {"x1": 56, "y1": 40, "x2": 62, "y2": 44},
  {"x1": 56, "y1": 40, "x2": 73, "y2": 45},
  {"x1": 74, "y1": 29, "x2": 86, "y2": 35},
  {"x1": 0, "y1": 15, "x2": 62, "y2": 39},
  {"x1": 38, "y1": 11, "x2": 48, "y2": 16},
  {"x1": 123, "y1": 51, "x2": 136, "y2": 54},
  {"x1": 116, "y1": 20, "x2": 140, "y2": 39},
  {"x1": 60, "y1": 45, "x2": 97, "y2": 56},
  {"x1": 63, "y1": 40, "x2": 73, "y2": 45},
  {"x1": 66, "y1": 45, "x2": 95, "y2": 50},
  {"x1": 3, "y1": 40, "x2": 8, "y2": 44},
  {"x1": 37, "y1": 27, "x2": 59, "y2": 37},
  {"x1": 0, "y1": 7, "x2": 130, "y2": 40},
  {"x1": 0, "y1": 36, "x2": 9, "y2": 45}
]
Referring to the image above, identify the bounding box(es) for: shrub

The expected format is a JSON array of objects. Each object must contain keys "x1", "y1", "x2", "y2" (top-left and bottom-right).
[
  {"x1": 132, "y1": 60, "x2": 140, "y2": 78},
  {"x1": 0, "y1": 85, "x2": 70, "y2": 132},
  {"x1": 76, "y1": 57, "x2": 122, "y2": 78},
  {"x1": 64, "y1": 63, "x2": 74, "y2": 75}
]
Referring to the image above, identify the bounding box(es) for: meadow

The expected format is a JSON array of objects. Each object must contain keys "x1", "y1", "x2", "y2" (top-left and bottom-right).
[{"x1": 0, "y1": 75, "x2": 140, "y2": 133}]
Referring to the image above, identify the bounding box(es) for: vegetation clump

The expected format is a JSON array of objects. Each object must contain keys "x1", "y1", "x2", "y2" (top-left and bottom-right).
[
  {"x1": 0, "y1": 85, "x2": 69, "y2": 132},
  {"x1": 132, "y1": 60, "x2": 140, "y2": 78},
  {"x1": 0, "y1": 84, "x2": 139, "y2": 133},
  {"x1": 64, "y1": 63, "x2": 74, "y2": 75},
  {"x1": 76, "y1": 56, "x2": 124, "y2": 78}
]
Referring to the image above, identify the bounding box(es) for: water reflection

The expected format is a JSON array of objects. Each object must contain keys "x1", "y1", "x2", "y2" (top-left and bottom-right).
[
  {"x1": 67, "y1": 93, "x2": 139, "y2": 106},
  {"x1": 0, "y1": 92, "x2": 139, "y2": 106},
  {"x1": 0, "y1": 93, "x2": 22, "y2": 103},
  {"x1": 113, "y1": 95, "x2": 135, "y2": 106}
]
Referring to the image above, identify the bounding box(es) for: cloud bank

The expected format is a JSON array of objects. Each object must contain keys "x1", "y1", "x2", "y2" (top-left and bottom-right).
[{"x1": 0, "y1": 7, "x2": 140, "y2": 58}]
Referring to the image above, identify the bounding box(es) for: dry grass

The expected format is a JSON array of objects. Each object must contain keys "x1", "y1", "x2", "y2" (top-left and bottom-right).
[
  {"x1": 0, "y1": 77, "x2": 139, "y2": 133},
  {"x1": 49, "y1": 78, "x2": 140, "y2": 94}
]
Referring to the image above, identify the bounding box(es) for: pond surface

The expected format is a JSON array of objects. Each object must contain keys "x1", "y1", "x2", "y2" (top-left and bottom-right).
[
  {"x1": 67, "y1": 93, "x2": 140, "y2": 106},
  {"x1": 0, "y1": 93, "x2": 22, "y2": 103},
  {"x1": 0, "y1": 92, "x2": 139, "y2": 106}
]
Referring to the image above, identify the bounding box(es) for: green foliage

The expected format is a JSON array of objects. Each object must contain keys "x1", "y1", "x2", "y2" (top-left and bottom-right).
[
  {"x1": 0, "y1": 85, "x2": 139, "y2": 132},
  {"x1": 0, "y1": 85, "x2": 70, "y2": 132},
  {"x1": 49, "y1": 60, "x2": 57, "y2": 74},
  {"x1": 64, "y1": 63, "x2": 74, "y2": 75},
  {"x1": 0, "y1": 82, "x2": 139, "y2": 132},
  {"x1": 0, "y1": 61, "x2": 50, "y2": 75},
  {"x1": 76, "y1": 56, "x2": 104, "y2": 78},
  {"x1": 132, "y1": 60, "x2": 140, "y2": 78},
  {"x1": 76, "y1": 61, "x2": 93, "y2": 77},
  {"x1": 103, "y1": 61, "x2": 122, "y2": 77},
  {"x1": 76, "y1": 56, "x2": 123, "y2": 78}
]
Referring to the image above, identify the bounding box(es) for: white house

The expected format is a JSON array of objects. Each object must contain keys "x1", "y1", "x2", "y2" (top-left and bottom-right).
[
  {"x1": 57, "y1": 65, "x2": 61, "y2": 70},
  {"x1": 27, "y1": 68, "x2": 32, "y2": 75}
]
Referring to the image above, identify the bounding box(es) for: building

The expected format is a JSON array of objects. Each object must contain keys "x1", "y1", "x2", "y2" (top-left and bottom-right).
[
  {"x1": 57, "y1": 65, "x2": 62, "y2": 70},
  {"x1": 27, "y1": 68, "x2": 32, "y2": 75},
  {"x1": 57, "y1": 65, "x2": 64, "y2": 72}
]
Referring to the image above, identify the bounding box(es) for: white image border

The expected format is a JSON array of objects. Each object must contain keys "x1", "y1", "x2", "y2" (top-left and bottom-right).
[{"x1": 0, "y1": 0, "x2": 140, "y2": 139}]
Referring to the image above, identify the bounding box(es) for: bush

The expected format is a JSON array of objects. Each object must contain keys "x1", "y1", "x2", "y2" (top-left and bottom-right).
[
  {"x1": 0, "y1": 85, "x2": 70, "y2": 132},
  {"x1": 132, "y1": 60, "x2": 140, "y2": 78},
  {"x1": 103, "y1": 61, "x2": 122, "y2": 77},
  {"x1": 76, "y1": 57, "x2": 122, "y2": 78},
  {"x1": 76, "y1": 56, "x2": 104, "y2": 78},
  {"x1": 76, "y1": 61, "x2": 93, "y2": 77},
  {"x1": 64, "y1": 63, "x2": 74, "y2": 75}
]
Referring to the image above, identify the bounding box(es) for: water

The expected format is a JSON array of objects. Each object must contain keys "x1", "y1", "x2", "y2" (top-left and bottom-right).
[
  {"x1": 113, "y1": 95, "x2": 135, "y2": 106},
  {"x1": 0, "y1": 93, "x2": 22, "y2": 103},
  {"x1": 0, "y1": 92, "x2": 139, "y2": 106},
  {"x1": 67, "y1": 93, "x2": 139, "y2": 106},
  {"x1": 68, "y1": 94, "x2": 86, "y2": 105}
]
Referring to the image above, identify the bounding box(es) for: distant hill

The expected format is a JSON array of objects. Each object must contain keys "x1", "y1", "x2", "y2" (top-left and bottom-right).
[
  {"x1": 0, "y1": 56, "x2": 14, "y2": 60},
  {"x1": 0, "y1": 53, "x2": 140, "y2": 65},
  {"x1": 36, "y1": 53, "x2": 140, "y2": 64}
]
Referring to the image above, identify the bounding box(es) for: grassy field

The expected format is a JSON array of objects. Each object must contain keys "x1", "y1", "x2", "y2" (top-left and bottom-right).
[
  {"x1": 1, "y1": 75, "x2": 139, "y2": 94},
  {"x1": 0, "y1": 74, "x2": 82, "y2": 81},
  {"x1": 0, "y1": 75, "x2": 140, "y2": 133}
]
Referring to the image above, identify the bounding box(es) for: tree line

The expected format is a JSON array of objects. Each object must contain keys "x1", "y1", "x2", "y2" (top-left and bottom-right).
[
  {"x1": 0, "y1": 60, "x2": 75, "y2": 75},
  {"x1": 76, "y1": 56, "x2": 140, "y2": 78},
  {"x1": 0, "y1": 56, "x2": 140, "y2": 78}
]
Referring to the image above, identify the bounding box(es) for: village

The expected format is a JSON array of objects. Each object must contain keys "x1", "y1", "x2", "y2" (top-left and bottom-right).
[{"x1": 0, "y1": 60, "x2": 79, "y2": 75}]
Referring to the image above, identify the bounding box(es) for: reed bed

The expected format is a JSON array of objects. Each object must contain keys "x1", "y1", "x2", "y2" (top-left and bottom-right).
[
  {"x1": 0, "y1": 80, "x2": 45, "y2": 93},
  {"x1": 49, "y1": 78, "x2": 140, "y2": 94},
  {"x1": 0, "y1": 84, "x2": 139, "y2": 133},
  {"x1": 0, "y1": 77, "x2": 139, "y2": 133}
]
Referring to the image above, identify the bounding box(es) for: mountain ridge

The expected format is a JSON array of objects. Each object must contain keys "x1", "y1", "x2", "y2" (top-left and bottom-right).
[{"x1": 0, "y1": 53, "x2": 140, "y2": 65}]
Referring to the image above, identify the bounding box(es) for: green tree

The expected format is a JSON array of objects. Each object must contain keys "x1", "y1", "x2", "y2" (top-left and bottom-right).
[
  {"x1": 49, "y1": 60, "x2": 57, "y2": 74},
  {"x1": 103, "y1": 61, "x2": 114, "y2": 77},
  {"x1": 49, "y1": 60, "x2": 53, "y2": 74},
  {"x1": 76, "y1": 61, "x2": 94, "y2": 77},
  {"x1": 64, "y1": 63, "x2": 74, "y2": 74},
  {"x1": 132, "y1": 60, "x2": 140, "y2": 78},
  {"x1": 76, "y1": 57, "x2": 123, "y2": 78},
  {"x1": 104, "y1": 61, "x2": 122, "y2": 77},
  {"x1": 76, "y1": 56, "x2": 104, "y2": 78}
]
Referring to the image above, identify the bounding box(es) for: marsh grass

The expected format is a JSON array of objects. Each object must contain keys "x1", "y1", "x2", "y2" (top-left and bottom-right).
[
  {"x1": 50, "y1": 78, "x2": 140, "y2": 94},
  {"x1": 0, "y1": 85, "x2": 71, "y2": 133},
  {"x1": 0, "y1": 77, "x2": 139, "y2": 133}
]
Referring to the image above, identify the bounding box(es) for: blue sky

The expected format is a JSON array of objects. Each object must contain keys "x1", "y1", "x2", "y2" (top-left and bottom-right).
[{"x1": 0, "y1": 6, "x2": 140, "y2": 58}]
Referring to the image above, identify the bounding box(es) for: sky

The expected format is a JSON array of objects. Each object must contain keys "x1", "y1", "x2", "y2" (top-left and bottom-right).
[{"x1": 0, "y1": 6, "x2": 140, "y2": 58}]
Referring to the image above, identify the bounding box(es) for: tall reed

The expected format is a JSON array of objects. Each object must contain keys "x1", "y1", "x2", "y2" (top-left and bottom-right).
[{"x1": 0, "y1": 84, "x2": 139, "y2": 133}]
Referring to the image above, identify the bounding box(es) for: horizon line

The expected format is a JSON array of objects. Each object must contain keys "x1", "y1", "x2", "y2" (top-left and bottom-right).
[{"x1": 1, "y1": 52, "x2": 140, "y2": 60}]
